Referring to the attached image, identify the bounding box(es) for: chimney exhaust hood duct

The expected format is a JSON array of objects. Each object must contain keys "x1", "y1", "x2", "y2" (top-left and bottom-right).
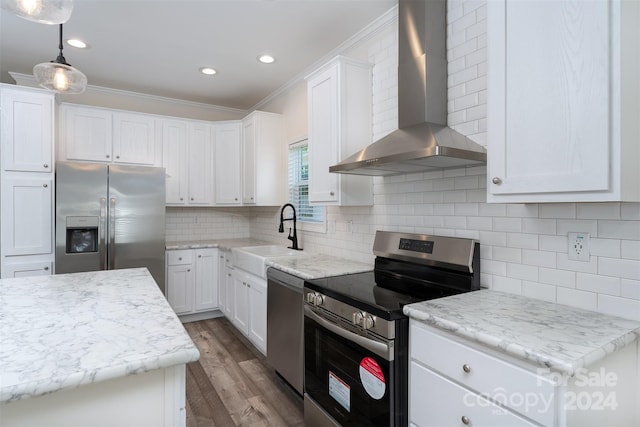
[{"x1": 329, "y1": 0, "x2": 486, "y2": 176}]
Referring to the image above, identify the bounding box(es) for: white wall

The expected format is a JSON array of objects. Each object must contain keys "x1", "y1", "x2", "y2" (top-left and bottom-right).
[{"x1": 248, "y1": 0, "x2": 640, "y2": 321}]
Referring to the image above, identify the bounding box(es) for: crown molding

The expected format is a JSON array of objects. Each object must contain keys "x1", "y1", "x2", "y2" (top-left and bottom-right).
[
  {"x1": 250, "y1": 4, "x2": 398, "y2": 112},
  {"x1": 8, "y1": 71, "x2": 247, "y2": 115}
]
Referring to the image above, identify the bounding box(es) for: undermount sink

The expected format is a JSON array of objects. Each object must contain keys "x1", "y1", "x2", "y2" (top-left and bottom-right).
[{"x1": 231, "y1": 245, "x2": 304, "y2": 278}]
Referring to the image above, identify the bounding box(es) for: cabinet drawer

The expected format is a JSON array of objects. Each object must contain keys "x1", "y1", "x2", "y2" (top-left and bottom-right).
[
  {"x1": 410, "y1": 361, "x2": 540, "y2": 427},
  {"x1": 410, "y1": 323, "x2": 555, "y2": 426},
  {"x1": 166, "y1": 250, "x2": 193, "y2": 266}
]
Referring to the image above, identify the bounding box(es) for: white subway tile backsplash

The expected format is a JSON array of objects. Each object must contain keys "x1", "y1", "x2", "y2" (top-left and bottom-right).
[
  {"x1": 598, "y1": 257, "x2": 640, "y2": 281},
  {"x1": 577, "y1": 273, "x2": 621, "y2": 296},
  {"x1": 598, "y1": 220, "x2": 640, "y2": 240},
  {"x1": 522, "y1": 249, "x2": 556, "y2": 268},
  {"x1": 538, "y1": 203, "x2": 576, "y2": 219},
  {"x1": 492, "y1": 276, "x2": 522, "y2": 294},
  {"x1": 479, "y1": 231, "x2": 507, "y2": 246},
  {"x1": 523, "y1": 281, "x2": 556, "y2": 302},
  {"x1": 557, "y1": 288, "x2": 597, "y2": 311},
  {"x1": 590, "y1": 238, "x2": 621, "y2": 258},
  {"x1": 621, "y1": 279, "x2": 640, "y2": 300},
  {"x1": 538, "y1": 235, "x2": 567, "y2": 253},
  {"x1": 597, "y1": 295, "x2": 640, "y2": 321},
  {"x1": 622, "y1": 240, "x2": 640, "y2": 260},
  {"x1": 467, "y1": 216, "x2": 492, "y2": 230},
  {"x1": 556, "y1": 253, "x2": 598, "y2": 274},
  {"x1": 556, "y1": 220, "x2": 598, "y2": 237},
  {"x1": 539, "y1": 267, "x2": 575, "y2": 288},
  {"x1": 577, "y1": 203, "x2": 621, "y2": 220},
  {"x1": 493, "y1": 246, "x2": 522, "y2": 263},
  {"x1": 507, "y1": 263, "x2": 538, "y2": 281},
  {"x1": 506, "y1": 233, "x2": 538, "y2": 250},
  {"x1": 522, "y1": 218, "x2": 556, "y2": 235},
  {"x1": 506, "y1": 204, "x2": 538, "y2": 218},
  {"x1": 621, "y1": 203, "x2": 640, "y2": 220}
]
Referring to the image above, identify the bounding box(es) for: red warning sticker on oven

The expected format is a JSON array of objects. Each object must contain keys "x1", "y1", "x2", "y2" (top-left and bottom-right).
[{"x1": 359, "y1": 357, "x2": 386, "y2": 399}]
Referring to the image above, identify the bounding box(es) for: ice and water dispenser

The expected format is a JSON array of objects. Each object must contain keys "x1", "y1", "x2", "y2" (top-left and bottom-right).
[{"x1": 65, "y1": 216, "x2": 99, "y2": 254}]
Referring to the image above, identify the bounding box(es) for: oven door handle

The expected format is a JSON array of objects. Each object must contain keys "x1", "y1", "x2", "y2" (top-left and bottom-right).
[{"x1": 304, "y1": 305, "x2": 393, "y2": 361}]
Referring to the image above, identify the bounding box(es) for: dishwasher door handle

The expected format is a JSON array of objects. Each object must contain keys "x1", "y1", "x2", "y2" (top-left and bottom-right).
[{"x1": 304, "y1": 305, "x2": 393, "y2": 361}]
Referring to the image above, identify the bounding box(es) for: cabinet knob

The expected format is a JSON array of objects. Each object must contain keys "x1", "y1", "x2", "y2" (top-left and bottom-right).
[
  {"x1": 198, "y1": 255, "x2": 202, "y2": 258},
  {"x1": 492, "y1": 177, "x2": 502, "y2": 185},
  {"x1": 191, "y1": 197, "x2": 194, "y2": 201},
  {"x1": 462, "y1": 364, "x2": 471, "y2": 373},
  {"x1": 116, "y1": 155, "x2": 120, "y2": 159},
  {"x1": 180, "y1": 198, "x2": 184, "y2": 201},
  {"x1": 106, "y1": 155, "x2": 110, "y2": 159},
  {"x1": 178, "y1": 257, "x2": 182, "y2": 261},
  {"x1": 461, "y1": 416, "x2": 470, "y2": 425},
  {"x1": 44, "y1": 266, "x2": 49, "y2": 271},
  {"x1": 43, "y1": 164, "x2": 49, "y2": 168},
  {"x1": 187, "y1": 269, "x2": 191, "y2": 272},
  {"x1": 235, "y1": 198, "x2": 238, "y2": 201},
  {"x1": 43, "y1": 184, "x2": 48, "y2": 188},
  {"x1": 330, "y1": 191, "x2": 335, "y2": 196}
]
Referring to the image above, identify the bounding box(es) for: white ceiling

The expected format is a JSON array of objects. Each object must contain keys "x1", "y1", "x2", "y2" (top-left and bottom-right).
[{"x1": 1, "y1": 0, "x2": 395, "y2": 110}]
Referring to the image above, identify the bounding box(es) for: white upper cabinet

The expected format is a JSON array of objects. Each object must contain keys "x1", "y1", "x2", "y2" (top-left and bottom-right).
[
  {"x1": 188, "y1": 122, "x2": 214, "y2": 205},
  {"x1": 487, "y1": 0, "x2": 640, "y2": 202},
  {"x1": 241, "y1": 111, "x2": 286, "y2": 206},
  {"x1": 213, "y1": 122, "x2": 242, "y2": 205},
  {"x1": 306, "y1": 56, "x2": 373, "y2": 206},
  {"x1": 1, "y1": 86, "x2": 53, "y2": 173},
  {"x1": 60, "y1": 104, "x2": 161, "y2": 166},
  {"x1": 163, "y1": 119, "x2": 189, "y2": 204}
]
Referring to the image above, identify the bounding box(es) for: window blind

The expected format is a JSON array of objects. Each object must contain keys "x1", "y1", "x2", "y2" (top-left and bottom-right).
[{"x1": 288, "y1": 141, "x2": 324, "y2": 223}]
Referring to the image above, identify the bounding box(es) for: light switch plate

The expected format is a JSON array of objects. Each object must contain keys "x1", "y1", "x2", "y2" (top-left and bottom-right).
[{"x1": 568, "y1": 232, "x2": 590, "y2": 262}]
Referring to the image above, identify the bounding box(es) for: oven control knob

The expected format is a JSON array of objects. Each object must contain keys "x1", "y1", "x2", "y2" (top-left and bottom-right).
[
  {"x1": 362, "y1": 313, "x2": 375, "y2": 330},
  {"x1": 314, "y1": 294, "x2": 324, "y2": 306},
  {"x1": 306, "y1": 293, "x2": 315, "y2": 304},
  {"x1": 352, "y1": 311, "x2": 364, "y2": 326}
]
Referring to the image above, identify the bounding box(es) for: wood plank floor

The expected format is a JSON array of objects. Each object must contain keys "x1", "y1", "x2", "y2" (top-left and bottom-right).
[{"x1": 184, "y1": 317, "x2": 304, "y2": 427}]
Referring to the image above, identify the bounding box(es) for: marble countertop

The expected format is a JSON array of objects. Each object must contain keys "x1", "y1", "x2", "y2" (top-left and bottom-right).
[
  {"x1": 0, "y1": 268, "x2": 200, "y2": 403},
  {"x1": 265, "y1": 253, "x2": 372, "y2": 280},
  {"x1": 166, "y1": 238, "x2": 270, "y2": 251},
  {"x1": 404, "y1": 290, "x2": 640, "y2": 376}
]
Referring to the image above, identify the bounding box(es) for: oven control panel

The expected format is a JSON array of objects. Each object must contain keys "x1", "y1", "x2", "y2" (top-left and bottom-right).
[{"x1": 399, "y1": 238, "x2": 434, "y2": 254}]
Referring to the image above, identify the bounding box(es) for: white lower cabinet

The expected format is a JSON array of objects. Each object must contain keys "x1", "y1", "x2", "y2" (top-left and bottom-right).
[
  {"x1": 409, "y1": 320, "x2": 638, "y2": 427},
  {"x1": 1, "y1": 260, "x2": 52, "y2": 278},
  {"x1": 228, "y1": 267, "x2": 267, "y2": 355},
  {"x1": 166, "y1": 248, "x2": 219, "y2": 317}
]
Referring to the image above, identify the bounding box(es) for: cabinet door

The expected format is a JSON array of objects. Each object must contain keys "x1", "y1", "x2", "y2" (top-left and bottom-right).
[
  {"x1": 248, "y1": 276, "x2": 267, "y2": 354},
  {"x1": 166, "y1": 263, "x2": 193, "y2": 315},
  {"x1": 232, "y1": 271, "x2": 249, "y2": 335},
  {"x1": 214, "y1": 123, "x2": 242, "y2": 205},
  {"x1": 1, "y1": 177, "x2": 52, "y2": 256},
  {"x1": 194, "y1": 248, "x2": 218, "y2": 311},
  {"x1": 307, "y1": 66, "x2": 339, "y2": 203},
  {"x1": 63, "y1": 106, "x2": 113, "y2": 162},
  {"x1": 1, "y1": 88, "x2": 53, "y2": 173},
  {"x1": 488, "y1": 0, "x2": 611, "y2": 196},
  {"x1": 112, "y1": 112, "x2": 157, "y2": 165},
  {"x1": 1, "y1": 261, "x2": 52, "y2": 279},
  {"x1": 188, "y1": 123, "x2": 214, "y2": 205},
  {"x1": 241, "y1": 117, "x2": 256, "y2": 204},
  {"x1": 410, "y1": 362, "x2": 539, "y2": 427},
  {"x1": 163, "y1": 120, "x2": 188, "y2": 204}
]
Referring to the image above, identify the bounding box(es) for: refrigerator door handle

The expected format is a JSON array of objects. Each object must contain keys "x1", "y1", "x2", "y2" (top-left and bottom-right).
[
  {"x1": 109, "y1": 197, "x2": 117, "y2": 270},
  {"x1": 99, "y1": 197, "x2": 107, "y2": 270}
]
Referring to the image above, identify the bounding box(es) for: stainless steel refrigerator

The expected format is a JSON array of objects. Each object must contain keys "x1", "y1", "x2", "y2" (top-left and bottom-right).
[{"x1": 55, "y1": 161, "x2": 166, "y2": 292}]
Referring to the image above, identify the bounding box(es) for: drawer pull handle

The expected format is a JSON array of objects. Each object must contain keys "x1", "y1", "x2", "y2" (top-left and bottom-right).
[
  {"x1": 461, "y1": 415, "x2": 470, "y2": 425},
  {"x1": 462, "y1": 364, "x2": 471, "y2": 373},
  {"x1": 44, "y1": 266, "x2": 49, "y2": 271}
]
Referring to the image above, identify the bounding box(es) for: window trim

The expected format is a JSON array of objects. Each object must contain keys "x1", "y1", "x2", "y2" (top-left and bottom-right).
[{"x1": 288, "y1": 137, "x2": 326, "y2": 234}]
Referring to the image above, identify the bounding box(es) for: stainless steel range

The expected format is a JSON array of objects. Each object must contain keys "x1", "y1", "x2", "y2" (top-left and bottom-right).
[{"x1": 303, "y1": 231, "x2": 480, "y2": 426}]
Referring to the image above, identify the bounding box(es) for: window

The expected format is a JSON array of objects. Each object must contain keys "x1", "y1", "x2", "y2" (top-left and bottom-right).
[{"x1": 288, "y1": 139, "x2": 325, "y2": 229}]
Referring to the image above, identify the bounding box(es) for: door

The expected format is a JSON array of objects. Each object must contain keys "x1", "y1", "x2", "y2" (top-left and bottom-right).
[
  {"x1": 167, "y1": 263, "x2": 193, "y2": 315},
  {"x1": 232, "y1": 270, "x2": 249, "y2": 334},
  {"x1": 63, "y1": 106, "x2": 112, "y2": 162},
  {"x1": 2, "y1": 177, "x2": 53, "y2": 256},
  {"x1": 194, "y1": 248, "x2": 218, "y2": 311},
  {"x1": 163, "y1": 119, "x2": 188, "y2": 204},
  {"x1": 213, "y1": 123, "x2": 242, "y2": 205},
  {"x1": 112, "y1": 112, "x2": 156, "y2": 165},
  {"x1": 108, "y1": 164, "x2": 166, "y2": 292},
  {"x1": 241, "y1": 117, "x2": 256, "y2": 204},
  {"x1": 248, "y1": 276, "x2": 267, "y2": 354},
  {"x1": 188, "y1": 122, "x2": 214, "y2": 205},
  {"x1": 1, "y1": 88, "x2": 53, "y2": 173},
  {"x1": 55, "y1": 162, "x2": 108, "y2": 274}
]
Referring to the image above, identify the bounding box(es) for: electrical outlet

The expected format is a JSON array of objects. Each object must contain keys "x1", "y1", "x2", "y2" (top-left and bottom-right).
[{"x1": 568, "y1": 232, "x2": 590, "y2": 261}]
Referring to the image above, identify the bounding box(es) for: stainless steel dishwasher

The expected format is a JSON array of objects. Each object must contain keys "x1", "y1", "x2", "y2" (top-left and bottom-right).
[{"x1": 266, "y1": 267, "x2": 304, "y2": 395}]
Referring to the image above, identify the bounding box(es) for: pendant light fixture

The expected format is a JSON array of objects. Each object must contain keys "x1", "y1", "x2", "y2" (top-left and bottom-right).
[
  {"x1": 1, "y1": 0, "x2": 73, "y2": 25},
  {"x1": 33, "y1": 23, "x2": 87, "y2": 94}
]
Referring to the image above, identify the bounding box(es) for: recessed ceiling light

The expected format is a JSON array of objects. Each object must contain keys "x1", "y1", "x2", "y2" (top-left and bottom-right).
[
  {"x1": 200, "y1": 67, "x2": 217, "y2": 75},
  {"x1": 258, "y1": 54, "x2": 275, "y2": 64},
  {"x1": 66, "y1": 39, "x2": 88, "y2": 49}
]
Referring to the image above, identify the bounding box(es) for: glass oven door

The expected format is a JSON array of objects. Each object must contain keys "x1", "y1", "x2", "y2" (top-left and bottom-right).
[{"x1": 304, "y1": 305, "x2": 401, "y2": 426}]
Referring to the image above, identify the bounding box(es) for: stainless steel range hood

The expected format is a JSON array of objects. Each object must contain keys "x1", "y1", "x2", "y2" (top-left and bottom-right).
[{"x1": 329, "y1": 0, "x2": 486, "y2": 176}]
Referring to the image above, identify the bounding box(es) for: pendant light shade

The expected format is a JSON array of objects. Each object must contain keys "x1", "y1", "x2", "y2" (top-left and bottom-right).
[
  {"x1": 33, "y1": 24, "x2": 87, "y2": 94},
  {"x1": 2, "y1": 0, "x2": 73, "y2": 25}
]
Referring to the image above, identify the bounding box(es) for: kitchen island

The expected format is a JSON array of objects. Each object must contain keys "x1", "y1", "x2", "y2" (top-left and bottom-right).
[{"x1": 0, "y1": 268, "x2": 200, "y2": 427}]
